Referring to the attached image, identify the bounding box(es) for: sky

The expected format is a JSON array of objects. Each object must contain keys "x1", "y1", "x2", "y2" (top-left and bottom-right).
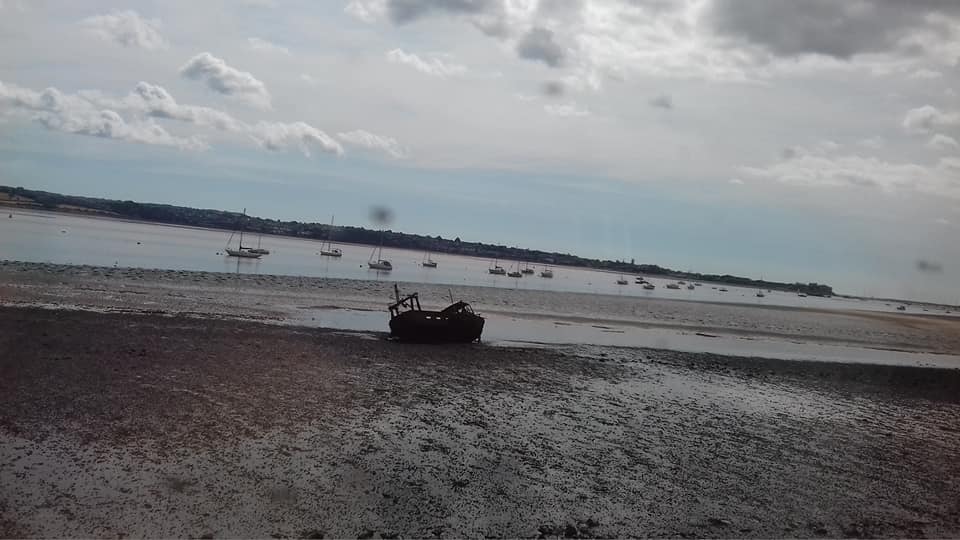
[{"x1": 0, "y1": 0, "x2": 959, "y2": 303}]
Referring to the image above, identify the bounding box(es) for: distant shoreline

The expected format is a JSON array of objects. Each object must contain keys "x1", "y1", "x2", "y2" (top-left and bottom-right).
[
  {"x1": 2, "y1": 205, "x2": 952, "y2": 311},
  {"x1": 0, "y1": 185, "x2": 836, "y2": 297}
]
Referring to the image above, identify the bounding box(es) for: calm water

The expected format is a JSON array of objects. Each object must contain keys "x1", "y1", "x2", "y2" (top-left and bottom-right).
[{"x1": 0, "y1": 209, "x2": 936, "y2": 315}]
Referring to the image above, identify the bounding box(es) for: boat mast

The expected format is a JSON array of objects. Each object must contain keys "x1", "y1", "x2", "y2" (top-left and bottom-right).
[
  {"x1": 325, "y1": 215, "x2": 335, "y2": 250},
  {"x1": 238, "y1": 208, "x2": 246, "y2": 249}
]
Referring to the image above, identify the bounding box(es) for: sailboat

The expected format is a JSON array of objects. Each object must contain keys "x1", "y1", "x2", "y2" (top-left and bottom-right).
[
  {"x1": 539, "y1": 267, "x2": 554, "y2": 278},
  {"x1": 368, "y1": 228, "x2": 392, "y2": 271},
  {"x1": 320, "y1": 215, "x2": 342, "y2": 257},
  {"x1": 225, "y1": 209, "x2": 262, "y2": 259},
  {"x1": 507, "y1": 261, "x2": 523, "y2": 278},
  {"x1": 616, "y1": 275, "x2": 629, "y2": 285},
  {"x1": 488, "y1": 259, "x2": 506, "y2": 275},
  {"x1": 248, "y1": 234, "x2": 270, "y2": 255},
  {"x1": 521, "y1": 262, "x2": 535, "y2": 275},
  {"x1": 422, "y1": 250, "x2": 437, "y2": 268}
]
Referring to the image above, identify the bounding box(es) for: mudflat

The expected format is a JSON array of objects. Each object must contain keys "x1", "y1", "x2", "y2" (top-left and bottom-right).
[
  {"x1": 2, "y1": 306, "x2": 960, "y2": 538},
  {"x1": 3, "y1": 261, "x2": 960, "y2": 356}
]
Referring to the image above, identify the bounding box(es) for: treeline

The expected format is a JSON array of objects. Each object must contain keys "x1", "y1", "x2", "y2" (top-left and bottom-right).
[{"x1": 0, "y1": 185, "x2": 834, "y2": 296}]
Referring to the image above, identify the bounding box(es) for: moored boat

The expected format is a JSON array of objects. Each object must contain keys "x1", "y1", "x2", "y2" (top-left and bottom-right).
[
  {"x1": 320, "y1": 215, "x2": 342, "y2": 257},
  {"x1": 224, "y1": 209, "x2": 262, "y2": 259}
]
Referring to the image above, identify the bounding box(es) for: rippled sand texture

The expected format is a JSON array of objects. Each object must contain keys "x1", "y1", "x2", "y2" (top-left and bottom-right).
[{"x1": 2, "y1": 307, "x2": 960, "y2": 538}]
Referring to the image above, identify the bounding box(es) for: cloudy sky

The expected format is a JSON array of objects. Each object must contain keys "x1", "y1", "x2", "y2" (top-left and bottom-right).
[{"x1": 1, "y1": 0, "x2": 959, "y2": 302}]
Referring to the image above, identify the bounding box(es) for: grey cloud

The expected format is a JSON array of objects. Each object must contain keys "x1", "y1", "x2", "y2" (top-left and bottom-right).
[
  {"x1": 516, "y1": 27, "x2": 565, "y2": 67},
  {"x1": 386, "y1": 0, "x2": 499, "y2": 24},
  {"x1": 781, "y1": 147, "x2": 797, "y2": 160},
  {"x1": 541, "y1": 81, "x2": 565, "y2": 97},
  {"x1": 916, "y1": 259, "x2": 943, "y2": 273},
  {"x1": 649, "y1": 94, "x2": 672, "y2": 109},
  {"x1": 180, "y1": 52, "x2": 272, "y2": 109},
  {"x1": 80, "y1": 10, "x2": 167, "y2": 50},
  {"x1": 706, "y1": 0, "x2": 960, "y2": 59},
  {"x1": 536, "y1": 0, "x2": 585, "y2": 22}
]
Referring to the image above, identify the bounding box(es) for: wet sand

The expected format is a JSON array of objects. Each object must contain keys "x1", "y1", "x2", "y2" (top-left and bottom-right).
[
  {"x1": 2, "y1": 261, "x2": 960, "y2": 356},
  {"x1": 2, "y1": 306, "x2": 960, "y2": 538}
]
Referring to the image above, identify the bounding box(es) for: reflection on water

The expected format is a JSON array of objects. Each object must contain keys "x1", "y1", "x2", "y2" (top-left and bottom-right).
[
  {"x1": 0, "y1": 209, "x2": 949, "y2": 315},
  {"x1": 289, "y1": 308, "x2": 960, "y2": 369}
]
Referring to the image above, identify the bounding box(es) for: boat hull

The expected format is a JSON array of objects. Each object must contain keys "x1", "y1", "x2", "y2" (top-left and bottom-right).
[
  {"x1": 389, "y1": 311, "x2": 484, "y2": 343},
  {"x1": 368, "y1": 261, "x2": 392, "y2": 270},
  {"x1": 320, "y1": 250, "x2": 342, "y2": 257},
  {"x1": 225, "y1": 249, "x2": 261, "y2": 259}
]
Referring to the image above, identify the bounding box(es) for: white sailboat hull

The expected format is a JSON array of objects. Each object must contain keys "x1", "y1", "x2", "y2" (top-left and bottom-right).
[{"x1": 226, "y1": 248, "x2": 261, "y2": 259}]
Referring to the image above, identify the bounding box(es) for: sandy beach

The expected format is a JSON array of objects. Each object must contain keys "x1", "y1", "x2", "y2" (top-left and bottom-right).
[{"x1": 2, "y1": 262, "x2": 960, "y2": 537}]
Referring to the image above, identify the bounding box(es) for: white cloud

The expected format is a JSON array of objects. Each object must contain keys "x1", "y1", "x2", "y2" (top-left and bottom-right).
[
  {"x1": 909, "y1": 68, "x2": 943, "y2": 80},
  {"x1": 385, "y1": 49, "x2": 467, "y2": 78},
  {"x1": 544, "y1": 102, "x2": 590, "y2": 118},
  {"x1": 902, "y1": 105, "x2": 960, "y2": 135},
  {"x1": 300, "y1": 73, "x2": 318, "y2": 85},
  {"x1": 337, "y1": 129, "x2": 405, "y2": 158},
  {"x1": 247, "y1": 37, "x2": 290, "y2": 55},
  {"x1": 813, "y1": 140, "x2": 840, "y2": 153},
  {"x1": 0, "y1": 80, "x2": 373, "y2": 159},
  {"x1": 0, "y1": 81, "x2": 204, "y2": 151},
  {"x1": 249, "y1": 121, "x2": 344, "y2": 156},
  {"x1": 80, "y1": 82, "x2": 244, "y2": 133},
  {"x1": 740, "y1": 144, "x2": 960, "y2": 199},
  {"x1": 729, "y1": 178, "x2": 744, "y2": 185},
  {"x1": 180, "y1": 52, "x2": 272, "y2": 109},
  {"x1": 928, "y1": 133, "x2": 959, "y2": 151},
  {"x1": 857, "y1": 136, "x2": 884, "y2": 150},
  {"x1": 80, "y1": 10, "x2": 167, "y2": 51},
  {"x1": 345, "y1": 0, "x2": 386, "y2": 23}
]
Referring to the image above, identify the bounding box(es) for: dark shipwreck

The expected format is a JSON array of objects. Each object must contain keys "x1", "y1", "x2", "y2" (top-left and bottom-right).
[{"x1": 388, "y1": 285, "x2": 485, "y2": 343}]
